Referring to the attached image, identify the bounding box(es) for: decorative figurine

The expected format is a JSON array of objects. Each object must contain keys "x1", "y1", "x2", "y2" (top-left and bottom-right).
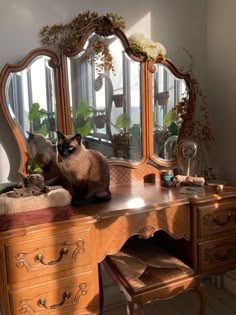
[
  {"x1": 6, "y1": 174, "x2": 50, "y2": 198},
  {"x1": 178, "y1": 139, "x2": 198, "y2": 176}
]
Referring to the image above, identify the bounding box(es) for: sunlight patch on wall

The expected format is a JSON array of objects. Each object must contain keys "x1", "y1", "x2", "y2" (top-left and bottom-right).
[{"x1": 126, "y1": 12, "x2": 151, "y2": 38}]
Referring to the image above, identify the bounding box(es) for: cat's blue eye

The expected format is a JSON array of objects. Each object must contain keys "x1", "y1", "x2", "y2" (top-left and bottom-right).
[{"x1": 68, "y1": 146, "x2": 74, "y2": 152}]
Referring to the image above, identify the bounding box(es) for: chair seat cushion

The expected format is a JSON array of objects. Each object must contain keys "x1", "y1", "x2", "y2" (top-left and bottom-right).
[{"x1": 106, "y1": 238, "x2": 194, "y2": 292}]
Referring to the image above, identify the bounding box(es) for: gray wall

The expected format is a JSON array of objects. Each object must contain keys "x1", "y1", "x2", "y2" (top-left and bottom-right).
[
  {"x1": 0, "y1": 0, "x2": 216, "y2": 183},
  {"x1": 207, "y1": 0, "x2": 236, "y2": 183}
]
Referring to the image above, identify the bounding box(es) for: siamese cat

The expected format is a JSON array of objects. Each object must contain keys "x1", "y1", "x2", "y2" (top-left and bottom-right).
[{"x1": 56, "y1": 131, "x2": 111, "y2": 206}]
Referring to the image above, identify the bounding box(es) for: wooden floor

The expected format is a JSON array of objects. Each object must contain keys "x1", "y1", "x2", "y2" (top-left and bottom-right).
[{"x1": 101, "y1": 276, "x2": 236, "y2": 315}]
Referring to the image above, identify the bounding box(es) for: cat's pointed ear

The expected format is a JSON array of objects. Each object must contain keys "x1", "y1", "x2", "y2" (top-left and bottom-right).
[
  {"x1": 57, "y1": 131, "x2": 65, "y2": 140},
  {"x1": 74, "y1": 134, "x2": 82, "y2": 145},
  {"x1": 26, "y1": 131, "x2": 34, "y2": 140}
]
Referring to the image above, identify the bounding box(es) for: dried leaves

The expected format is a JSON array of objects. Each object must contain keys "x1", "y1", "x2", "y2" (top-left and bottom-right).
[
  {"x1": 39, "y1": 11, "x2": 126, "y2": 73},
  {"x1": 176, "y1": 78, "x2": 214, "y2": 148}
]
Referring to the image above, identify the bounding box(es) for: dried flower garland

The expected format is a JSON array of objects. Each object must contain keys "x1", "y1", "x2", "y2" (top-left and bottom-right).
[
  {"x1": 170, "y1": 66, "x2": 214, "y2": 175},
  {"x1": 178, "y1": 78, "x2": 214, "y2": 146},
  {"x1": 39, "y1": 11, "x2": 126, "y2": 72}
]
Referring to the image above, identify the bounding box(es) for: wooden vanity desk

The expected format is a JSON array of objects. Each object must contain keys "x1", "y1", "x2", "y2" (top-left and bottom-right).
[
  {"x1": 1, "y1": 14, "x2": 236, "y2": 315},
  {"x1": 0, "y1": 181, "x2": 236, "y2": 315}
]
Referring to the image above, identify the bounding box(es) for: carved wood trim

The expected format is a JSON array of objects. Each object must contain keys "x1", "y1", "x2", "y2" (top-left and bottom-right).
[
  {"x1": 97, "y1": 205, "x2": 190, "y2": 262},
  {"x1": 109, "y1": 164, "x2": 161, "y2": 186}
]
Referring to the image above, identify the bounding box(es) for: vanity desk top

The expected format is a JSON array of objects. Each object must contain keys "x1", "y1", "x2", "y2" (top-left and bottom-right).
[{"x1": 0, "y1": 182, "x2": 235, "y2": 231}]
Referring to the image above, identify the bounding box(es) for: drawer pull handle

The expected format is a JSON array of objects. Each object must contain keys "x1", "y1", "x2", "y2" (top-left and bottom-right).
[
  {"x1": 34, "y1": 247, "x2": 68, "y2": 265},
  {"x1": 37, "y1": 290, "x2": 71, "y2": 309},
  {"x1": 213, "y1": 248, "x2": 235, "y2": 261},
  {"x1": 205, "y1": 248, "x2": 235, "y2": 263},
  {"x1": 214, "y1": 213, "x2": 232, "y2": 226}
]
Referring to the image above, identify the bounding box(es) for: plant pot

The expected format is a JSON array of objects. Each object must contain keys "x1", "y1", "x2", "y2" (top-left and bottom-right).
[
  {"x1": 160, "y1": 170, "x2": 174, "y2": 187},
  {"x1": 93, "y1": 115, "x2": 107, "y2": 129},
  {"x1": 94, "y1": 76, "x2": 103, "y2": 91},
  {"x1": 113, "y1": 94, "x2": 126, "y2": 108},
  {"x1": 156, "y1": 91, "x2": 169, "y2": 106},
  {"x1": 112, "y1": 133, "x2": 131, "y2": 158}
]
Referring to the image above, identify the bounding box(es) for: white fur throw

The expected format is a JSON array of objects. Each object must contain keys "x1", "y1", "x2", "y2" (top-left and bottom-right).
[{"x1": 0, "y1": 186, "x2": 71, "y2": 215}]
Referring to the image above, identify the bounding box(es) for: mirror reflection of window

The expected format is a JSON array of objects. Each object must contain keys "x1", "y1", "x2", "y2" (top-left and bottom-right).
[
  {"x1": 67, "y1": 34, "x2": 142, "y2": 162},
  {"x1": 153, "y1": 64, "x2": 187, "y2": 161},
  {"x1": 5, "y1": 56, "x2": 57, "y2": 141}
]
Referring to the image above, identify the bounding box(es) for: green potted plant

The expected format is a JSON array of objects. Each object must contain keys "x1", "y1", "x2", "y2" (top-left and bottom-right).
[
  {"x1": 73, "y1": 100, "x2": 94, "y2": 137},
  {"x1": 92, "y1": 109, "x2": 107, "y2": 129},
  {"x1": 73, "y1": 100, "x2": 140, "y2": 159},
  {"x1": 73, "y1": 100, "x2": 109, "y2": 135},
  {"x1": 111, "y1": 113, "x2": 140, "y2": 159},
  {"x1": 28, "y1": 102, "x2": 56, "y2": 136}
]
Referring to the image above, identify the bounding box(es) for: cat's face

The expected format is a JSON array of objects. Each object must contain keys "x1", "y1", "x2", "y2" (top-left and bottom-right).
[{"x1": 56, "y1": 131, "x2": 82, "y2": 158}]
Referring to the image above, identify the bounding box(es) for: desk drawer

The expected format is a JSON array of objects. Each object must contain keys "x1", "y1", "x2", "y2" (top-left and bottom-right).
[
  {"x1": 6, "y1": 228, "x2": 92, "y2": 283},
  {"x1": 9, "y1": 270, "x2": 99, "y2": 315},
  {"x1": 198, "y1": 200, "x2": 236, "y2": 237},
  {"x1": 198, "y1": 235, "x2": 236, "y2": 273}
]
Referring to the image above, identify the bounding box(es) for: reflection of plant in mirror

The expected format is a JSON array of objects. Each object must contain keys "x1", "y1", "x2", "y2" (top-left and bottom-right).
[
  {"x1": 128, "y1": 33, "x2": 166, "y2": 60},
  {"x1": 129, "y1": 123, "x2": 141, "y2": 155},
  {"x1": 112, "y1": 121, "x2": 141, "y2": 160},
  {"x1": 27, "y1": 160, "x2": 43, "y2": 174},
  {"x1": 39, "y1": 11, "x2": 126, "y2": 73},
  {"x1": 73, "y1": 100, "x2": 130, "y2": 137},
  {"x1": 73, "y1": 100, "x2": 94, "y2": 137},
  {"x1": 113, "y1": 112, "x2": 131, "y2": 135},
  {"x1": 28, "y1": 102, "x2": 56, "y2": 136},
  {"x1": 164, "y1": 97, "x2": 188, "y2": 136}
]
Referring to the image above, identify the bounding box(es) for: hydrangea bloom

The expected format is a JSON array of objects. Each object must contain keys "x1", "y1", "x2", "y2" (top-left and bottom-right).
[{"x1": 128, "y1": 33, "x2": 166, "y2": 59}]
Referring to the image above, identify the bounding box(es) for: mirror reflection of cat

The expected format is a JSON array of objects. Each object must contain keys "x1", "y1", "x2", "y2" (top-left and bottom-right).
[
  {"x1": 26, "y1": 132, "x2": 72, "y2": 191},
  {"x1": 56, "y1": 131, "x2": 111, "y2": 206}
]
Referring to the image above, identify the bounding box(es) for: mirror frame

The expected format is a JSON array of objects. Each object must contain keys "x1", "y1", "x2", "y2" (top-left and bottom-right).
[
  {"x1": 146, "y1": 58, "x2": 191, "y2": 167},
  {"x1": 0, "y1": 47, "x2": 61, "y2": 175}
]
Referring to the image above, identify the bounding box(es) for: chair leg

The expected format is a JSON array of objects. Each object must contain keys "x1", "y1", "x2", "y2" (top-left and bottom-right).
[
  {"x1": 193, "y1": 281, "x2": 207, "y2": 315},
  {"x1": 127, "y1": 301, "x2": 142, "y2": 315},
  {"x1": 98, "y1": 264, "x2": 104, "y2": 313}
]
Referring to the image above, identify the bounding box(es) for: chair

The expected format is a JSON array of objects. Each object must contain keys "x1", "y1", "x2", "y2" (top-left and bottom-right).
[{"x1": 102, "y1": 236, "x2": 206, "y2": 315}]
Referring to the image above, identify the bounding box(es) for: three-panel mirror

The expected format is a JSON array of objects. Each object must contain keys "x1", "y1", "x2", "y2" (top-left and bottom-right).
[{"x1": 0, "y1": 21, "x2": 191, "y2": 177}]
